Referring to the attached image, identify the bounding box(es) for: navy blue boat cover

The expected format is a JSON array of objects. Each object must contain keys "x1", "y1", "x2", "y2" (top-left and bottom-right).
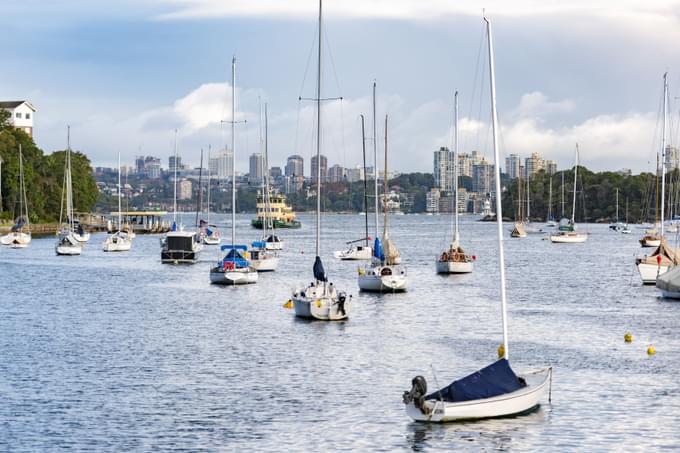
[
  {"x1": 425, "y1": 359, "x2": 524, "y2": 402},
  {"x1": 313, "y1": 256, "x2": 327, "y2": 282}
]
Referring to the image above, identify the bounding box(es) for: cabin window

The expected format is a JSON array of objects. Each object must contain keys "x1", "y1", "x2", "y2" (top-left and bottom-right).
[
  {"x1": 25, "y1": 113, "x2": 30, "y2": 119},
  {"x1": 15, "y1": 112, "x2": 22, "y2": 118}
]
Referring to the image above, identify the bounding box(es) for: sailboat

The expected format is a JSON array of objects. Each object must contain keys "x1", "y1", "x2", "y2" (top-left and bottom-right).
[
  {"x1": 545, "y1": 175, "x2": 557, "y2": 228},
  {"x1": 357, "y1": 115, "x2": 408, "y2": 292},
  {"x1": 335, "y1": 113, "x2": 372, "y2": 261},
  {"x1": 160, "y1": 130, "x2": 203, "y2": 264},
  {"x1": 437, "y1": 91, "x2": 474, "y2": 274},
  {"x1": 523, "y1": 173, "x2": 543, "y2": 234},
  {"x1": 249, "y1": 102, "x2": 279, "y2": 272},
  {"x1": 640, "y1": 154, "x2": 663, "y2": 247},
  {"x1": 621, "y1": 198, "x2": 631, "y2": 234},
  {"x1": 291, "y1": 0, "x2": 351, "y2": 319},
  {"x1": 201, "y1": 147, "x2": 221, "y2": 246},
  {"x1": 56, "y1": 127, "x2": 83, "y2": 256},
  {"x1": 609, "y1": 188, "x2": 624, "y2": 232},
  {"x1": 550, "y1": 144, "x2": 588, "y2": 243},
  {"x1": 510, "y1": 171, "x2": 527, "y2": 238},
  {"x1": 102, "y1": 152, "x2": 132, "y2": 252},
  {"x1": 638, "y1": 73, "x2": 673, "y2": 284},
  {"x1": 403, "y1": 17, "x2": 552, "y2": 422},
  {"x1": 210, "y1": 56, "x2": 259, "y2": 285},
  {"x1": 1, "y1": 144, "x2": 31, "y2": 248}
]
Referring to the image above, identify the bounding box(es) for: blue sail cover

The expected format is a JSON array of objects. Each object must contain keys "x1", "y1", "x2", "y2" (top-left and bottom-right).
[
  {"x1": 373, "y1": 238, "x2": 384, "y2": 260},
  {"x1": 10, "y1": 218, "x2": 25, "y2": 232},
  {"x1": 313, "y1": 256, "x2": 327, "y2": 282},
  {"x1": 425, "y1": 359, "x2": 524, "y2": 402},
  {"x1": 220, "y1": 246, "x2": 249, "y2": 268},
  {"x1": 251, "y1": 241, "x2": 266, "y2": 249}
]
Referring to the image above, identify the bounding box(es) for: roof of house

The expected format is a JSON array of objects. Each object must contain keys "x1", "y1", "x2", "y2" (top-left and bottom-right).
[{"x1": 0, "y1": 101, "x2": 36, "y2": 111}]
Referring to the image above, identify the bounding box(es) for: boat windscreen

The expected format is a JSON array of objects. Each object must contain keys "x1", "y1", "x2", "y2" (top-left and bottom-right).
[{"x1": 425, "y1": 359, "x2": 525, "y2": 402}]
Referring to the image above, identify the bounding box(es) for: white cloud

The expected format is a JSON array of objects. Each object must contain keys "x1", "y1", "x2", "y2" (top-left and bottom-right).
[{"x1": 154, "y1": 0, "x2": 680, "y2": 25}]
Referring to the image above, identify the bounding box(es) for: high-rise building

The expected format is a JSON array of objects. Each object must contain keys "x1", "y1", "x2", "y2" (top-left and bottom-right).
[
  {"x1": 270, "y1": 166, "x2": 282, "y2": 179},
  {"x1": 144, "y1": 156, "x2": 161, "y2": 179},
  {"x1": 426, "y1": 188, "x2": 440, "y2": 213},
  {"x1": 311, "y1": 154, "x2": 328, "y2": 183},
  {"x1": 285, "y1": 155, "x2": 304, "y2": 177},
  {"x1": 135, "y1": 156, "x2": 145, "y2": 175},
  {"x1": 665, "y1": 145, "x2": 679, "y2": 171},
  {"x1": 327, "y1": 164, "x2": 345, "y2": 183},
  {"x1": 457, "y1": 151, "x2": 479, "y2": 178},
  {"x1": 544, "y1": 160, "x2": 557, "y2": 176},
  {"x1": 433, "y1": 147, "x2": 453, "y2": 191},
  {"x1": 209, "y1": 149, "x2": 234, "y2": 182},
  {"x1": 505, "y1": 154, "x2": 521, "y2": 179},
  {"x1": 346, "y1": 166, "x2": 364, "y2": 183},
  {"x1": 525, "y1": 152, "x2": 545, "y2": 176},
  {"x1": 249, "y1": 152, "x2": 264, "y2": 184},
  {"x1": 472, "y1": 158, "x2": 495, "y2": 196},
  {"x1": 169, "y1": 155, "x2": 182, "y2": 174},
  {"x1": 178, "y1": 179, "x2": 192, "y2": 200}
]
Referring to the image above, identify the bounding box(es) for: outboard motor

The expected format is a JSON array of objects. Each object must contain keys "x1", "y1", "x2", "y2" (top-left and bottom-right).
[
  {"x1": 403, "y1": 375, "x2": 428, "y2": 413},
  {"x1": 337, "y1": 292, "x2": 347, "y2": 316}
]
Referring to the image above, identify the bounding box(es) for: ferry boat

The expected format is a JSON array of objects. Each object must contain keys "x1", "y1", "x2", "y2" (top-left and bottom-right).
[{"x1": 251, "y1": 191, "x2": 301, "y2": 229}]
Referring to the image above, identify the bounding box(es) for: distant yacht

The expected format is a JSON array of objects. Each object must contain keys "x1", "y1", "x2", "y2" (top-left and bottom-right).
[
  {"x1": 1, "y1": 144, "x2": 31, "y2": 248},
  {"x1": 550, "y1": 144, "x2": 588, "y2": 243}
]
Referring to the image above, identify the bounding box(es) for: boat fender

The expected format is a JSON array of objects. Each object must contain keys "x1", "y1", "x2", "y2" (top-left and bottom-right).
[
  {"x1": 472, "y1": 255, "x2": 477, "y2": 261},
  {"x1": 358, "y1": 268, "x2": 365, "y2": 276},
  {"x1": 657, "y1": 255, "x2": 662, "y2": 266},
  {"x1": 402, "y1": 376, "x2": 428, "y2": 413},
  {"x1": 315, "y1": 300, "x2": 322, "y2": 308}
]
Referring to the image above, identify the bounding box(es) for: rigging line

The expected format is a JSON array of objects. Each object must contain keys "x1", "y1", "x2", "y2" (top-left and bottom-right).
[
  {"x1": 298, "y1": 25, "x2": 318, "y2": 99},
  {"x1": 324, "y1": 26, "x2": 343, "y2": 99},
  {"x1": 467, "y1": 22, "x2": 486, "y2": 152}
]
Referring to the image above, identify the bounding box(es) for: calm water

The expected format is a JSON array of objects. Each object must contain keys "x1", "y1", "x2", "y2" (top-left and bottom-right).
[{"x1": 1, "y1": 213, "x2": 679, "y2": 451}]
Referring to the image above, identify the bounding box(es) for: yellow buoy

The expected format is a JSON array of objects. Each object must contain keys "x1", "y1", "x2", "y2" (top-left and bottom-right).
[
  {"x1": 647, "y1": 345, "x2": 656, "y2": 356},
  {"x1": 497, "y1": 344, "x2": 505, "y2": 359},
  {"x1": 624, "y1": 332, "x2": 633, "y2": 343},
  {"x1": 283, "y1": 300, "x2": 293, "y2": 309},
  {"x1": 358, "y1": 268, "x2": 365, "y2": 276}
]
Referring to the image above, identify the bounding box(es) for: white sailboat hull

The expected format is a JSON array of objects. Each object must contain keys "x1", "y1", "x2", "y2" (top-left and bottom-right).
[
  {"x1": 357, "y1": 266, "x2": 408, "y2": 292},
  {"x1": 549, "y1": 233, "x2": 588, "y2": 243},
  {"x1": 102, "y1": 236, "x2": 132, "y2": 252},
  {"x1": 292, "y1": 294, "x2": 350, "y2": 320},
  {"x1": 209, "y1": 267, "x2": 259, "y2": 285},
  {"x1": 202, "y1": 235, "x2": 221, "y2": 245},
  {"x1": 250, "y1": 256, "x2": 279, "y2": 272},
  {"x1": 334, "y1": 246, "x2": 372, "y2": 260},
  {"x1": 1, "y1": 232, "x2": 31, "y2": 248},
  {"x1": 405, "y1": 368, "x2": 552, "y2": 422},
  {"x1": 436, "y1": 260, "x2": 473, "y2": 274},
  {"x1": 637, "y1": 262, "x2": 669, "y2": 285},
  {"x1": 641, "y1": 239, "x2": 661, "y2": 248}
]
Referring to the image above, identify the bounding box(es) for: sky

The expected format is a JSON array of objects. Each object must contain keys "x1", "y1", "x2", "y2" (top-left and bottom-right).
[{"x1": 4, "y1": 0, "x2": 680, "y2": 175}]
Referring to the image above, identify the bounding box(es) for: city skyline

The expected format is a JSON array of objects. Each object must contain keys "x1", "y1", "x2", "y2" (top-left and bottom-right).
[{"x1": 4, "y1": 1, "x2": 680, "y2": 174}]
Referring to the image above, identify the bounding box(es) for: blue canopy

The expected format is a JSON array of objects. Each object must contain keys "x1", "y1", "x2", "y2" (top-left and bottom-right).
[
  {"x1": 251, "y1": 241, "x2": 266, "y2": 249},
  {"x1": 220, "y1": 247, "x2": 249, "y2": 268},
  {"x1": 425, "y1": 359, "x2": 524, "y2": 403},
  {"x1": 221, "y1": 244, "x2": 248, "y2": 251},
  {"x1": 10, "y1": 218, "x2": 25, "y2": 232},
  {"x1": 171, "y1": 221, "x2": 177, "y2": 232},
  {"x1": 373, "y1": 237, "x2": 384, "y2": 260},
  {"x1": 313, "y1": 256, "x2": 327, "y2": 282}
]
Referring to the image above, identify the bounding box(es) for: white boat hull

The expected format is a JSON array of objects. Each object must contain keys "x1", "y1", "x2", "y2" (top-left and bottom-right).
[
  {"x1": 209, "y1": 267, "x2": 259, "y2": 285},
  {"x1": 406, "y1": 368, "x2": 552, "y2": 422},
  {"x1": 641, "y1": 239, "x2": 661, "y2": 248},
  {"x1": 250, "y1": 256, "x2": 279, "y2": 272},
  {"x1": 291, "y1": 283, "x2": 350, "y2": 320},
  {"x1": 202, "y1": 235, "x2": 221, "y2": 245},
  {"x1": 436, "y1": 260, "x2": 473, "y2": 274},
  {"x1": 1, "y1": 232, "x2": 31, "y2": 248},
  {"x1": 549, "y1": 233, "x2": 587, "y2": 243},
  {"x1": 102, "y1": 233, "x2": 132, "y2": 252},
  {"x1": 357, "y1": 265, "x2": 408, "y2": 292},
  {"x1": 637, "y1": 262, "x2": 669, "y2": 285},
  {"x1": 56, "y1": 244, "x2": 82, "y2": 255},
  {"x1": 334, "y1": 246, "x2": 372, "y2": 260}
]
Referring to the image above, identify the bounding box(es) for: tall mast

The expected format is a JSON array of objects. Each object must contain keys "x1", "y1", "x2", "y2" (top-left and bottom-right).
[
  {"x1": 453, "y1": 91, "x2": 460, "y2": 244},
  {"x1": 315, "y1": 0, "x2": 322, "y2": 258},
  {"x1": 264, "y1": 103, "x2": 271, "y2": 238},
  {"x1": 231, "y1": 56, "x2": 237, "y2": 247},
  {"x1": 19, "y1": 144, "x2": 29, "y2": 227},
  {"x1": 548, "y1": 176, "x2": 553, "y2": 221},
  {"x1": 361, "y1": 115, "x2": 369, "y2": 246},
  {"x1": 661, "y1": 72, "x2": 668, "y2": 238},
  {"x1": 561, "y1": 171, "x2": 565, "y2": 218},
  {"x1": 195, "y1": 148, "x2": 203, "y2": 228},
  {"x1": 207, "y1": 145, "x2": 211, "y2": 224},
  {"x1": 526, "y1": 172, "x2": 530, "y2": 221},
  {"x1": 485, "y1": 17, "x2": 509, "y2": 360},
  {"x1": 173, "y1": 128, "x2": 178, "y2": 224},
  {"x1": 373, "y1": 81, "x2": 379, "y2": 239},
  {"x1": 572, "y1": 144, "x2": 579, "y2": 224},
  {"x1": 67, "y1": 125, "x2": 73, "y2": 231},
  {"x1": 117, "y1": 151, "x2": 122, "y2": 231},
  {"x1": 615, "y1": 188, "x2": 619, "y2": 223},
  {"x1": 383, "y1": 115, "x2": 389, "y2": 239}
]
